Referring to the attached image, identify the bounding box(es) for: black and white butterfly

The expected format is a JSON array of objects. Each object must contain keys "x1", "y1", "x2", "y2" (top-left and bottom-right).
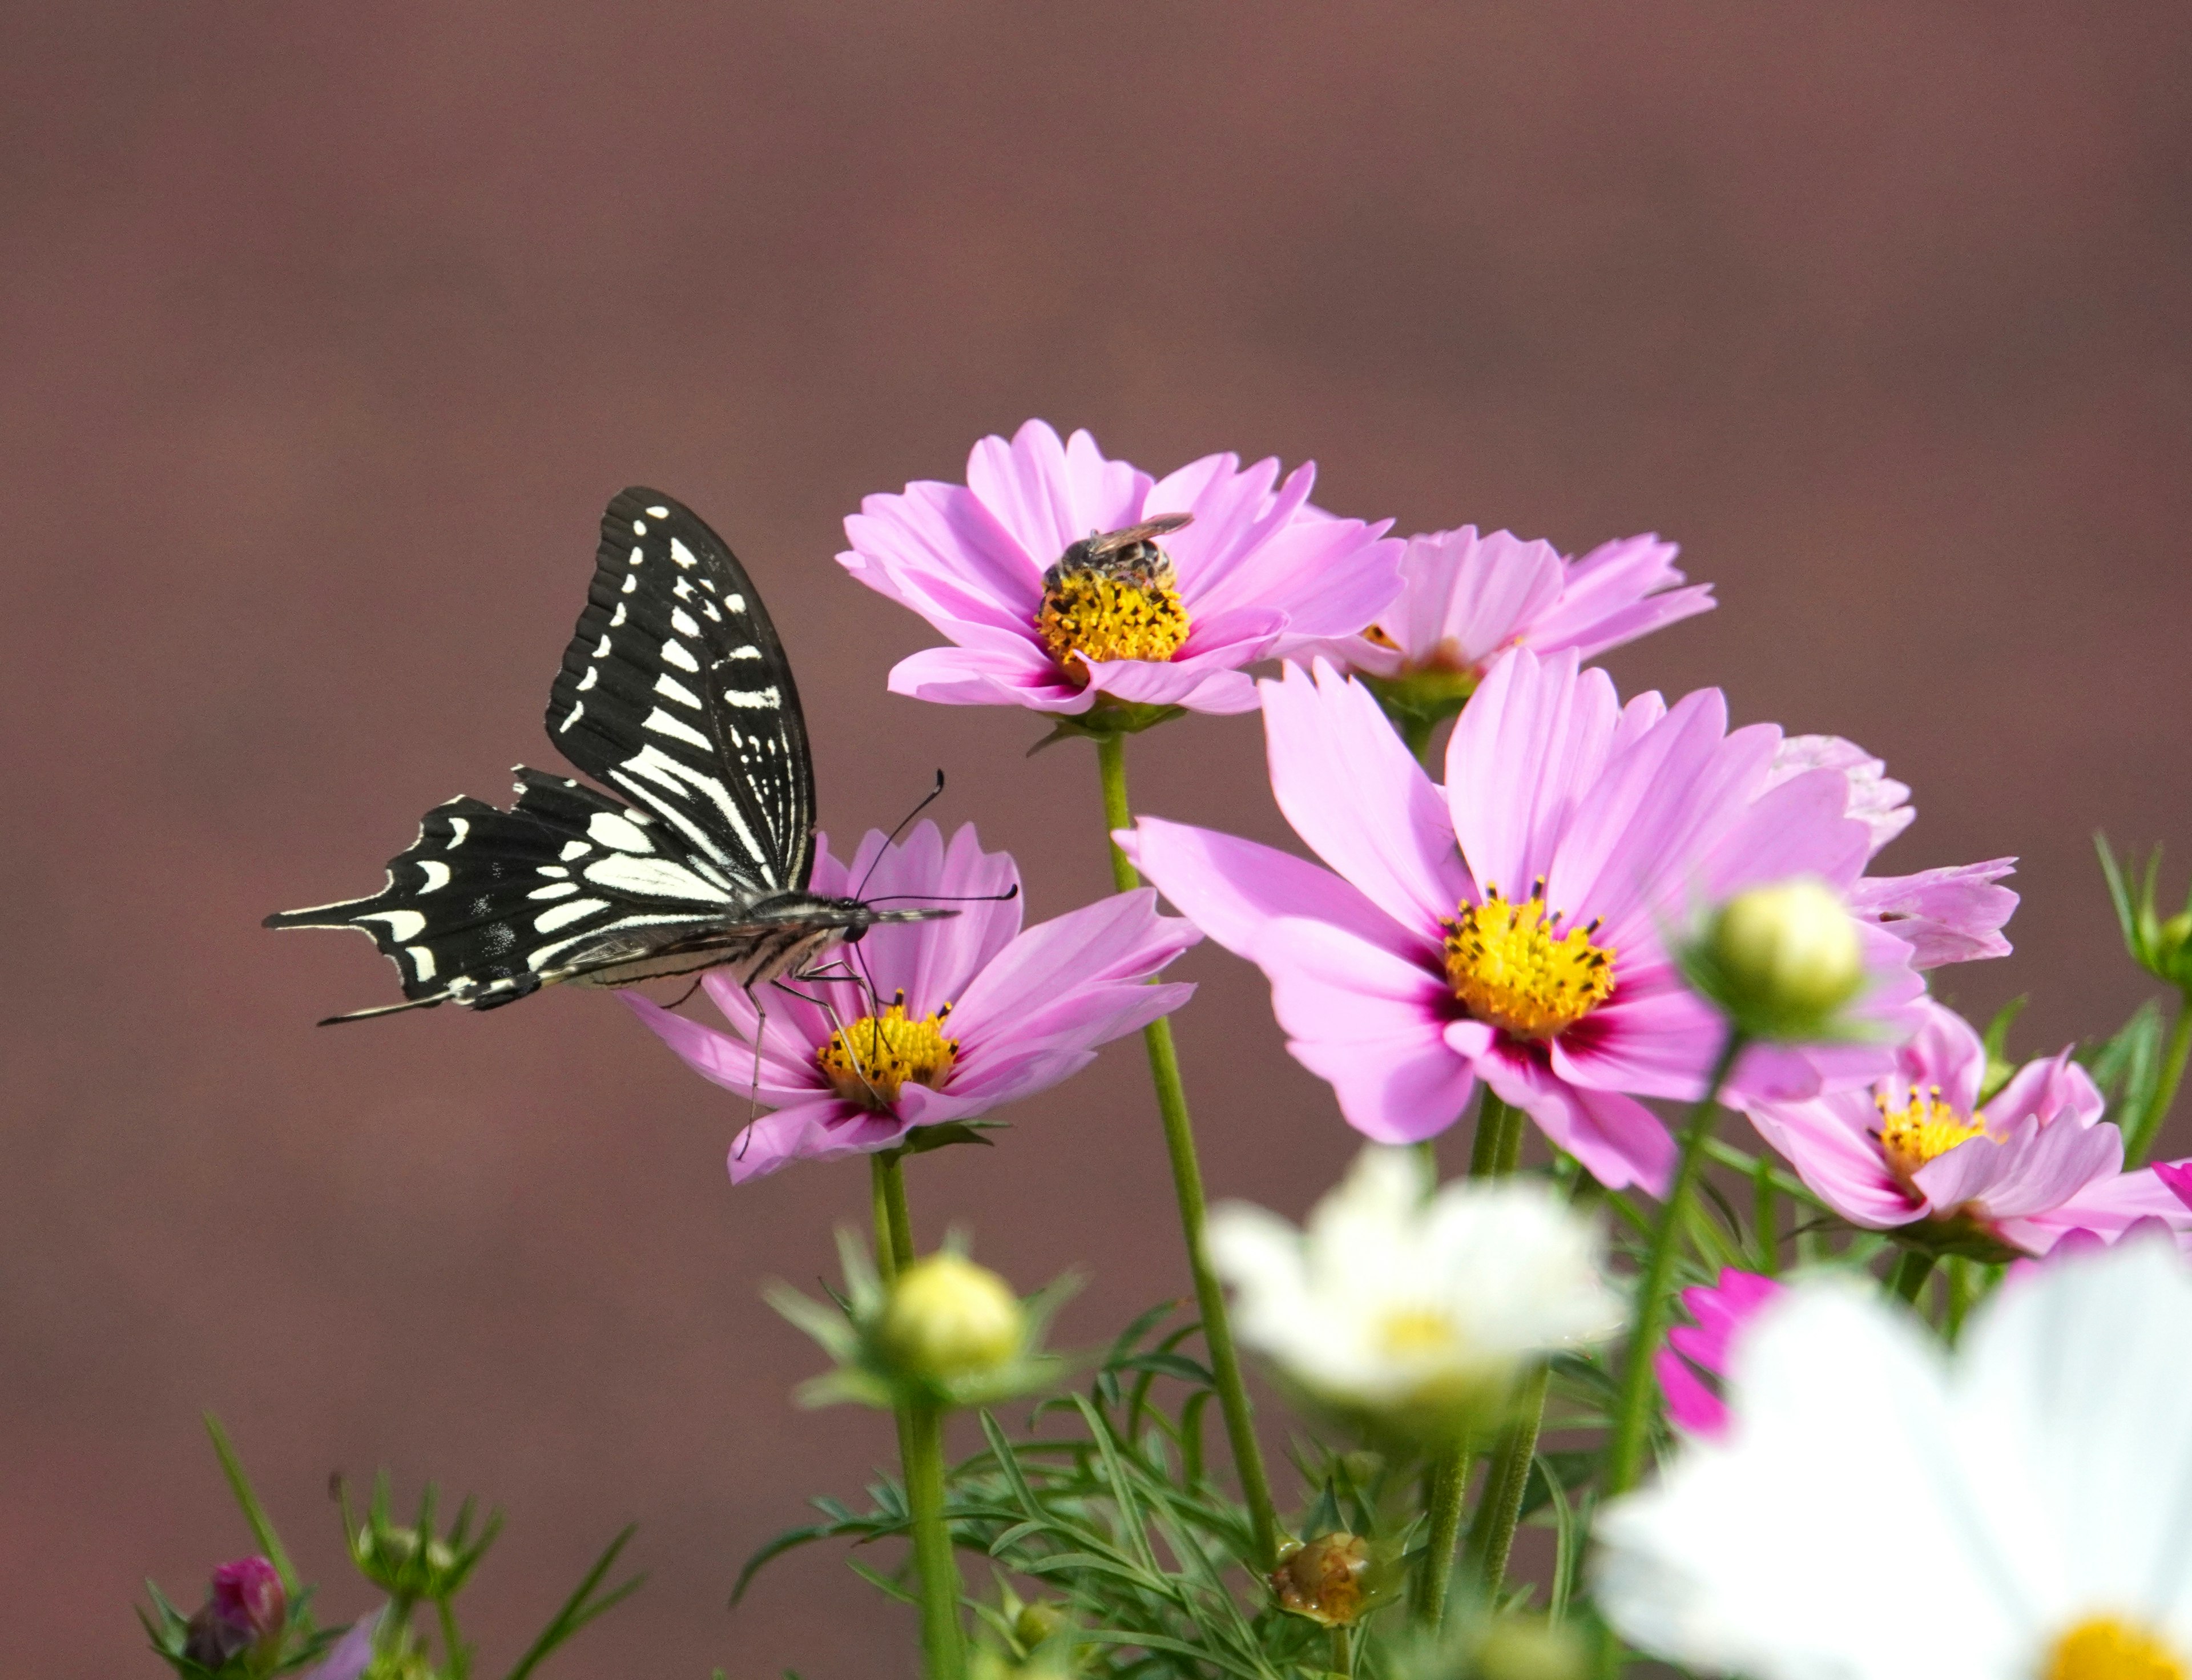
[{"x1": 267, "y1": 488, "x2": 954, "y2": 1023}]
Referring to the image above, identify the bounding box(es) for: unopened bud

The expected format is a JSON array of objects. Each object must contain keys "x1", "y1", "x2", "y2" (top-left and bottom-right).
[
  {"x1": 1270, "y1": 1531, "x2": 1371, "y2": 1627},
  {"x1": 1475, "y1": 1618, "x2": 1584, "y2": 1680},
  {"x1": 182, "y1": 1556, "x2": 285, "y2": 1669},
  {"x1": 1013, "y1": 1600, "x2": 1069, "y2": 1648},
  {"x1": 1707, "y1": 878, "x2": 1863, "y2": 1030},
  {"x1": 881, "y1": 1254, "x2": 1024, "y2": 1381}
]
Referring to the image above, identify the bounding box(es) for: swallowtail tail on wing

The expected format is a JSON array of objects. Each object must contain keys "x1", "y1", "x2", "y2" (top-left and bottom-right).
[{"x1": 267, "y1": 488, "x2": 952, "y2": 1022}]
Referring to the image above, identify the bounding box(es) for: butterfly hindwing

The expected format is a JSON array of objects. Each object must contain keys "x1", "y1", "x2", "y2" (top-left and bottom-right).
[
  {"x1": 265, "y1": 769, "x2": 748, "y2": 1017},
  {"x1": 546, "y1": 488, "x2": 815, "y2": 895}
]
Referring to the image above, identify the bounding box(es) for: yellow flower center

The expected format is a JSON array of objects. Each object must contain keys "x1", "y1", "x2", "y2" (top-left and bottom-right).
[
  {"x1": 816, "y1": 995, "x2": 958, "y2": 1110},
  {"x1": 1035, "y1": 518, "x2": 1192, "y2": 681},
  {"x1": 1375, "y1": 1307, "x2": 1460, "y2": 1356},
  {"x1": 1442, "y1": 883, "x2": 1615, "y2": 1041},
  {"x1": 1874, "y1": 1085, "x2": 1989, "y2": 1191},
  {"x1": 2045, "y1": 1617, "x2": 2187, "y2": 1680}
]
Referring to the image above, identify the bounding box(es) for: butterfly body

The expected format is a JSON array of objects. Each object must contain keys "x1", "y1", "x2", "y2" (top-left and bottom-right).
[{"x1": 268, "y1": 489, "x2": 944, "y2": 1022}]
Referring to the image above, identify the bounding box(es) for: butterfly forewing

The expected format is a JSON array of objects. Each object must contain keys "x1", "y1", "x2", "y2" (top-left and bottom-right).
[{"x1": 547, "y1": 489, "x2": 815, "y2": 894}]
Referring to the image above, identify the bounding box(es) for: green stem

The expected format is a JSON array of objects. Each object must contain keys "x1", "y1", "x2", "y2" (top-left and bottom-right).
[
  {"x1": 1465, "y1": 1361, "x2": 1549, "y2": 1604},
  {"x1": 1751, "y1": 1155, "x2": 1779, "y2": 1276},
  {"x1": 1412, "y1": 1443, "x2": 1471, "y2": 1630},
  {"x1": 2130, "y1": 990, "x2": 2192, "y2": 1165},
  {"x1": 1945, "y1": 1258, "x2": 1973, "y2": 1342},
  {"x1": 1095, "y1": 732, "x2": 1281, "y2": 1569},
  {"x1": 1601, "y1": 1030, "x2": 1746, "y2": 1500},
  {"x1": 1469, "y1": 1091, "x2": 1525, "y2": 1177},
  {"x1": 1329, "y1": 1625, "x2": 1355, "y2": 1678},
  {"x1": 874, "y1": 1154, "x2": 954, "y2": 1679},
  {"x1": 903, "y1": 1400, "x2": 962, "y2": 1680},
  {"x1": 1888, "y1": 1248, "x2": 1938, "y2": 1306}
]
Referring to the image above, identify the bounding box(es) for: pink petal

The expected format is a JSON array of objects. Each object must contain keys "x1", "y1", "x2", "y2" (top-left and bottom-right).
[
  {"x1": 1118, "y1": 816, "x2": 1428, "y2": 965},
  {"x1": 623, "y1": 990, "x2": 821, "y2": 1103},
  {"x1": 1846, "y1": 860, "x2": 2019, "y2": 968},
  {"x1": 1476, "y1": 1048, "x2": 1676, "y2": 1194},
  {"x1": 965, "y1": 419, "x2": 1149, "y2": 567},
  {"x1": 1262, "y1": 662, "x2": 1471, "y2": 933},
  {"x1": 887, "y1": 644, "x2": 1094, "y2": 712},
  {"x1": 1444, "y1": 647, "x2": 1624, "y2": 904},
  {"x1": 1081, "y1": 655, "x2": 1262, "y2": 714},
  {"x1": 1655, "y1": 1345, "x2": 1731, "y2": 1439},
  {"x1": 1916, "y1": 1113, "x2": 2122, "y2": 1223},
  {"x1": 952, "y1": 890, "x2": 1198, "y2": 1051},
  {"x1": 1739, "y1": 1095, "x2": 1923, "y2": 1228},
  {"x1": 727, "y1": 1099, "x2": 897, "y2": 1184},
  {"x1": 1429, "y1": 529, "x2": 1566, "y2": 666}
]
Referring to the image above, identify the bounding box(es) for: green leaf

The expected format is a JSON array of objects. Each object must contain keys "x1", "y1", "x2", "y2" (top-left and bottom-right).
[{"x1": 203, "y1": 1414, "x2": 301, "y2": 1599}]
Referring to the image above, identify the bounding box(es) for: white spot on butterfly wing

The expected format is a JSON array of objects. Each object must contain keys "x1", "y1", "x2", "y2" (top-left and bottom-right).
[
  {"x1": 655, "y1": 673, "x2": 703, "y2": 708},
  {"x1": 662, "y1": 638, "x2": 699, "y2": 672},
  {"x1": 620, "y1": 574, "x2": 637, "y2": 594},
  {"x1": 593, "y1": 635, "x2": 612, "y2": 656},
  {"x1": 632, "y1": 519, "x2": 647, "y2": 535},
  {"x1": 581, "y1": 852, "x2": 735, "y2": 903},
  {"x1": 576, "y1": 667, "x2": 598, "y2": 691},
  {"x1": 646, "y1": 505, "x2": 669, "y2": 518},
  {"x1": 724, "y1": 593, "x2": 746, "y2": 611},
  {"x1": 671, "y1": 607, "x2": 700, "y2": 637},
  {"x1": 587, "y1": 811, "x2": 655, "y2": 853},
  {"x1": 360, "y1": 909, "x2": 428, "y2": 942},
  {"x1": 643, "y1": 706, "x2": 715, "y2": 750},
  {"x1": 406, "y1": 945, "x2": 437, "y2": 982},
  {"x1": 414, "y1": 860, "x2": 452, "y2": 892},
  {"x1": 610, "y1": 603, "x2": 627, "y2": 626},
  {"x1": 529, "y1": 881, "x2": 580, "y2": 900},
  {"x1": 669, "y1": 538, "x2": 699, "y2": 569},
  {"x1": 537, "y1": 897, "x2": 610, "y2": 933},
  {"x1": 723, "y1": 686, "x2": 781, "y2": 710},
  {"x1": 559, "y1": 702, "x2": 586, "y2": 732},
  {"x1": 727, "y1": 645, "x2": 763, "y2": 660},
  {"x1": 558, "y1": 839, "x2": 589, "y2": 861},
  {"x1": 537, "y1": 864, "x2": 569, "y2": 878},
  {"x1": 445, "y1": 817, "x2": 470, "y2": 848},
  {"x1": 629, "y1": 545, "x2": 644, "y2": 565}
]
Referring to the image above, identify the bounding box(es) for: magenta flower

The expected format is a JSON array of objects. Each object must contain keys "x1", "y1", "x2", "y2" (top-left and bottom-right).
[
  {"x1": 2006, "y1": 1158, "x2": 2192, "y2": 1255},
  {"x1": 1738, "y1": 1000, "x2": 2146, "y2": 1253},
  {"x1": 1298, "y1": 526, "x2": 1713, "y2": 688},
  {"x1": 838, "y1": 419, "x2": 1403, "y2": 718},
  {"x1": 1764, "y1": 733, "x2": 2018, "y2": 968},
  {"x1": 624, "y1": 821, "x2": 1198, "y2": 1182},
  {"x1": 1118, "y1": 651, "x2": 1929, "y2": 1194},
  {"x1": 183, "y1": 1556, "x2": 286, "y2": 1668},
  {"x1": 1653, "y1": 1269, "x2": 1784, "y2": 1440}
]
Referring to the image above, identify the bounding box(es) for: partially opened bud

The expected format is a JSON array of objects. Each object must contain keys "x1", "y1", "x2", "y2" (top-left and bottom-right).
[
  {"x1": 1270, "y1": 1531, "x2": 1372, "y2": 1626},
  {"x1": 1693, "y1": 877, "x2": 1864, "y2": 1040},
  {"x1": 181, "y1": 1556, "x2": 285, "y2": 1669},
  {"x1": 881, "y1": 1253, "x2": 1025, "y2": 1382}
]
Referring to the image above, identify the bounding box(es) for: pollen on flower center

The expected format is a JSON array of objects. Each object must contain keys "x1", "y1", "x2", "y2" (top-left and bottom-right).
[
  {"x1": 1873, "y1": 1085, "x2": 1989, "y2": 1189},
  {"x1": 816, "y1": 993, "x2": 958, "y2": 1110},
  {"x1": 1035, "y1": 517, "x2": 1192, "y2": 681},
  {"x1": 2044, "y1": 1616, "x2": 2187, "y2": 1680},
  {"x1": 1441, "y1": 882, "x2": 1615, "y2": 1041},
  {"x1": 1376, "y1": 1307, "x2": 1460, "y2": 1356}
]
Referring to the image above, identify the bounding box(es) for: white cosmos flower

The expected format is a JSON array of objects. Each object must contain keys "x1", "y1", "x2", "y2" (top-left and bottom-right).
[
  {"x1": 1205, "y1": 1147, "x2": 1622, "y2": 1441},
  {"x1": 1594, "y1": 1238, "x2": 2192, "y2": 1679}
]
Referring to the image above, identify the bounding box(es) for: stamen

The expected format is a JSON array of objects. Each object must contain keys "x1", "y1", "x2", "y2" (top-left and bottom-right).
[
  {"x1": 1035, "y1": 519, "x2": 1192, "y2": 680},
  {"x1": 816, "y1": 999, "x2": 958, "y2": 1111},
  {"x1": 1873, "y1": 1083, "x2": 1989, "y2": 1192},
  {"x1": 1441, "y1": 883, "x2": 1615, "y2": 1041},
  {"x1": 2044, "y1": 1617, "x2": 2187, "y2": 1680}
]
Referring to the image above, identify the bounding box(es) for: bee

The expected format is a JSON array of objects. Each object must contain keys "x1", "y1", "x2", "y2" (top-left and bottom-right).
[{"x1": 1043, "y1": 513, "x2": 1194, "y2": 591}]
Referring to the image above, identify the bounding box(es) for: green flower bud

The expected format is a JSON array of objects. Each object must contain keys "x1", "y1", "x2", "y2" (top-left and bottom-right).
[
  {"x1": 880, "y1": 1254, "x2": 1025, "y2": 1381},
  {"x1": 1013, "y1": 1600, "x2": 1069, "y2": 1649},
  {"x1": 1695, "y1": 877, "x2": 1864, "y2": 1038}
]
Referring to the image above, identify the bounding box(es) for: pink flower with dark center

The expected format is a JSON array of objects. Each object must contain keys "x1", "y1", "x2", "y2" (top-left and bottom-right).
[
  {"x1": 839, "y1": 420, "x2": 1403, "y2": 717},
  {"x1": 1118, "y1": 651, "x2": 1930, "y2": 1194},
  {"x1": 1653, "y1": 1269, "x2": 1786, "y2": 1440},
  {"x1": 625, "y1": 821, "x2": 1198, "y2": 1182},
  {"x1": 1737, "y1": 1000, "x2": 2186, "y2": 1254},
  {"x1": 1299, "y1": 526, "x2": 1714, "y2": 690},
  {"x1": 183, "y1": 1556, "x2": 285, "y2": 1668},
  {"x1": 1764, "y1": 735, "x2": 2017, "y2": 969}
]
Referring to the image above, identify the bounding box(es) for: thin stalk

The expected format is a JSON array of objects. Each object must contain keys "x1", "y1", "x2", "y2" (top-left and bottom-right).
[
  {"x1": 1593, "y1": 1030, "x2": 1744, "y2": 1680},
  {"x1": 902, "y1": 1400, "x2": 962, "y2": 1680},
  {"x1": 1751, "y1": 1155, "x2": 1779, "y2": 1276},
  {"x1": 1329, "y1": 1625, "x2": 1355, "y2": 1678},
  {"x1": 1945, "y1": 1258, "x2": 1974, "y2": 1343},
  {"x1": 873, "y1": 1154, "x2": 951, "y2": 1678},
  {"x1": 2130, "y1": 992, "x2": 2192, "y2": 1165},
  {"x1": 1888, "y1": 1248, "x2": 1938, "y2": 1306},
  {"x1": 1095, "y1": 732, "x2": 1280, "y2": 1569},
  {"x1": 1412, "y1": 1441, "x2": 1471, "y2": 1631},
  {"x1": 1601, "y1": 1029, "x2": 1746, "y2": 1500},
  {"x1": 1420, "y1": 1095, "x2": 1529, "y2": 1625},
  {"x1": 1464, "y1": 1361, "x2": 1550, "y2": 1602}
]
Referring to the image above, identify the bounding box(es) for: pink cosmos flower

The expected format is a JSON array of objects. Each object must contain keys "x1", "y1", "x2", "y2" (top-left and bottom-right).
[
  {"x1": 1738, "y1": 1000, "x2": 2178, "y2": 1254},
  {"x1": 1118, "y1": 650, "x2": 1929, "y2": 1194},
  {"x1": 1298, "y1": 526, "x2": 1714, "y2": 688},
  {"x1": 624, "y1": 821, "x2": 1198, "y2": 1182},
  {"x1": 838, "y1": 419, "x2": 1403, "y2": 717},
  {"x1": 1654, "y1": 1269, "x2": 1785, "y2": 1440},
  {"x1": 2008, "y1": 1158, "x2": 2192, "y2": 1255},
  {"x1": 1766, "y1": 735, "x2": 2017, "y2": 969}
]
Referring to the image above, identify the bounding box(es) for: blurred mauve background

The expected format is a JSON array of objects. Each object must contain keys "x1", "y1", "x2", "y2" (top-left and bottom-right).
[{"x1": 5, "y1": 5, "x2": 2190, "y2": 1674}]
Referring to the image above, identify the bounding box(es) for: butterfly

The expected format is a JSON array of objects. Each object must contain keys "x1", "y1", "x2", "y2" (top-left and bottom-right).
[{"x1": 267, "y1": 488, "x2": 954, "y2": 1023}]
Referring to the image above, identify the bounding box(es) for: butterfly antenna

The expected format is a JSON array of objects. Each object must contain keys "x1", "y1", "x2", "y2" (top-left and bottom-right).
[
  {"x1": 854, "y1": 771, "x2": 949, "y2": 900},
  {"x1": 863, "y1": 884, "x2": 1020, "y2": 907}
]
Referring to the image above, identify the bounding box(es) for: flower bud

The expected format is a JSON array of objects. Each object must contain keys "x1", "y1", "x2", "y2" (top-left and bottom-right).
[
  {"x1": 1474, "y1": 1619, "x2": 1585, "y2": 1680},
  {"x1": 1013, "y1": 1599, "x2": 1069, "y2": 1649},
  {"x1": 181, "y1": 1556, "x2": 285, "y2": 1669},
  {"x1": 1703, "y1": 878, "x2": 1863, "y2": 1034},
  {"x1": 880, "y1": 1254, "x2": 1024, "y2": 1382},
  {"x1": 1270, "y1": 1531, "x2": 1371, "y2": 1627}
]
